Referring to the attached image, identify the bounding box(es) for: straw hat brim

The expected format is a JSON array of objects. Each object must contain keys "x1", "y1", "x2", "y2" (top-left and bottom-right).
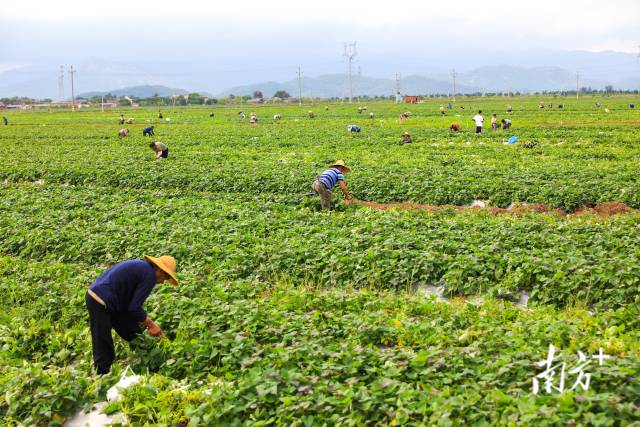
[
  {"x1": 331, "y1": 163, "x2": 351, "y2": 172},
  {"x1": 144, "y1": 255, "x2": 179, "y2": 285}
]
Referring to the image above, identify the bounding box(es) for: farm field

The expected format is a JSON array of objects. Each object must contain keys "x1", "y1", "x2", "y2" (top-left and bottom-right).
[{"x1": 0, "y1": 97, "x2": 639, "y2": 425}]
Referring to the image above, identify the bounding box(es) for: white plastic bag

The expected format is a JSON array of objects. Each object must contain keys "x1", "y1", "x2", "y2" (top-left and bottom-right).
[{"x1": 107, "y1": 366, "x2": 141, "y2": 402}]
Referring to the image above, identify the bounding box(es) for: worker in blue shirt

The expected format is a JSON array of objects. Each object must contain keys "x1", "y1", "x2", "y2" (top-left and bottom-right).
[
  {"x1": 347, "y1": 124, "x2": 361, "y2": 133},
  {"x1": 142, "y1": 125, "x2": 155, "y2": 136},
  {"x1": 85, "y1": 255, "x2": 178, "y2": 374},
  {"x1": 312, "y1": 160, "x2": 353, "y2": 210}
]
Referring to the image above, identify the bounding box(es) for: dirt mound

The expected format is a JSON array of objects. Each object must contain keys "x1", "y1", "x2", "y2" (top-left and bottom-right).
[{"x1": 572, "y1": 202, "x2": 632, "y2": 217}]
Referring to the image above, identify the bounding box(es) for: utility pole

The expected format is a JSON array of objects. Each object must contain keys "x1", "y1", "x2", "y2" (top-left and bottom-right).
[
  {"x1": 343, "y1": 42, "x2": 357, "y2": 103},
  {"x1": 452, "y1": 69, "x2": 457, "y2": 102},
  {"x1": 576, "y1": 71, "x2": 580, "y2": 100},
  {"x1": 395, "y1": 73, "x2": 402, "y2": 104},
  {"x1": 297, "y1": 67, "x2": 303, "y2": 107},
  {"x1": 101, "y1": 95, "x2": 104, "y2": 113},
  {"x1": 58, "y1": 66, "x2": 65, "y2": 101},
  {"x1": 68, "y1": 66, "x2": 76, "y2": 111}
]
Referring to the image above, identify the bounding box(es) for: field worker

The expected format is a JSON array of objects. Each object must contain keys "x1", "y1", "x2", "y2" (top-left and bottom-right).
[
  {"x1": 491, "y1": 113, "x2": 498, "y2": 131},
  {"x1": 149, "y1": 141, "x2": 169, "y2": 159},
  {"x1": 119, "y1": 115, "x2": 125, "y2": 125},
  {"x1": 158, "y1": 111, "x2": 163, "y2": 119},
  {"x1": 357, "y1": 107, "x2": 363, "y2": 114},
  {"x1": 369, "y1": 112, "x2": 374, "y2": 119},
  {"x1": 448, "y1": 102, "x2": 453, "y2": 109},
  {"x1": 250, "y1": 113, "x2": 258, "y2": 122},
  {"x1": 402, "y1": 131, "x2": 412, "y2": 144},
  {"x1": 630, "y1": 104, "x2": 636, "y2": 109},
  {"x1": 398, "y1": 113, "x2": 405, "y2": 124},
  {"x1": 273, "y1": 113, "x2": 282, "y2": 120},
  {"x1": 312, "y1": 160, "x2": 353, "y2": 210},
  {"x1": 558, "y1": 104, "x2": 564, "y2": 109},
  {"x1": 118, "y1": 128, "x2": 129, "y2": 139},
  {"x1": 3, "y1": 116, "x2": 7, "y2": 125},
  {"x1": 143, "y1": 125, "x2": 155, "y2": 137},
  {"x1": 347, "y1": 124, "x2": 361, "y2": 133},
  {"x1": 85, "y1": 255, "x2": 178, "y2": 375},
  {"x1": 325, "y1": 106, "x2": 329, "y2": 111},
  {"x1": 440, "y1": 106, "x2": 445, "y2": 115},
  {"x1": 308, "y1": 110, "x2": 315, "y2": 118},
  {"x1": 506, "y1": 105, "x2": 513, "y2": 113},
  {"x1": 450, "y1": 123, "x2": 461, "y2": 132},
  {"x1": 472, "y1": 110, "x2": 484, "y2": 133},
  {"x1": 209, "y1": 113, "x2": 215, "y2": 117},
  {"x1": 501, "y1": 118, "x2": 512, "y2": 130},
  {"x1": 127, "y1": 118, "x2": 134, "y2": 124},
  {"x1": 595, "y1": 102, "x2": 601, "y2": 108},
  {"x1": 538, "y1": 102, "x2": 544, "y2": 109}
]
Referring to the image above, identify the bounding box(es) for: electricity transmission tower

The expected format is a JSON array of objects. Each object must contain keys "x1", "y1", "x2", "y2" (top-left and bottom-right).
[
  {"x1": 395, "y1": 73, "x2": 402, "y2": 103},
  {"x1": 343, "y1": 42, "x2": 357, "y2": 103},
  {"x1": 58, "y1": 66, "x2": 65, "y2": 101},
  {"x1": 68, "y1": 66, "x2": 76, "y2": 110},
  {"x1": 452, "y1": 69, "x2": 457, "y2": 102},
  {"x1": 576, "y1": 71, "x2": 580, "y2": 100},
  {"x1": 297, "y1": 67, "x2": 303, "y2": 106}
]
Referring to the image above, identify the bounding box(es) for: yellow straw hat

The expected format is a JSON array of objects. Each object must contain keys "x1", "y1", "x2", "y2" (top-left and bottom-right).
[
  {"x1": 144, "y1": 255, "x2": 179, "y2": 285},
  {"x1": 331, "y1": 160, "x2": 351, "y2": 172}
]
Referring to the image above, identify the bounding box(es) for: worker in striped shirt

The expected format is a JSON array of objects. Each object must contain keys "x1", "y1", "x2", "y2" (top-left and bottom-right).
[{"x1": 312, "y1": 160, "x2": 353, "y2": 210}]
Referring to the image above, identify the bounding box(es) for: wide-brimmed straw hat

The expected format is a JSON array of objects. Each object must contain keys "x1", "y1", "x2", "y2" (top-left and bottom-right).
[
  {"x1": 144, "y1": 255, "x2": 179, "y2": 285},
  {"x1": 403, "y1": 131, "x2": 410, "y2": 136},
  {"x1": 331, "y1": 160, "x2": 351, "y2": 172}
]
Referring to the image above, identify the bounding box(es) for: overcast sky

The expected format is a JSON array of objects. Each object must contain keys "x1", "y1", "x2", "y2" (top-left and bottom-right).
[{"x1": 1, "y1": 0, "x2": 639, "y2": 95}]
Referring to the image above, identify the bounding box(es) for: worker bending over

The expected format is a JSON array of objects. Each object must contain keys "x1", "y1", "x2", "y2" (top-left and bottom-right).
[
  {"x1": 143, "y1": 126, "x2": 155, "y2": 137},
  {"x1": 402, "y1": 132, "x2": 412, "y2": 143},
  {"x1": 149, "y1": 141, "x2": 169, "y2": 159},
  {"x1": 312, "y1": 160, "x2": 353, "y2": 210},
  {"x1": 86, "y1": 255, "x2": 178, "y2": 374}
]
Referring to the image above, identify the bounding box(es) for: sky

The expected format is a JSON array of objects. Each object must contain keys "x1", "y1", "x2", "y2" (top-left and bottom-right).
[{"x1": 1, "y1": 0, "x2": 639, "y2": 96}]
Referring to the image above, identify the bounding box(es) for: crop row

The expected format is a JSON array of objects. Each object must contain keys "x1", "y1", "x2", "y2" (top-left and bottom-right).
[{"x1": 2, "y1": 183, "x2": 639, "y2": 310}]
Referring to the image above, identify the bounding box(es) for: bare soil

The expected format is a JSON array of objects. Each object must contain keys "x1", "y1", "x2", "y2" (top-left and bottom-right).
[{"x1": 349, "y1": 199, "x2": 633, "y2": 218}]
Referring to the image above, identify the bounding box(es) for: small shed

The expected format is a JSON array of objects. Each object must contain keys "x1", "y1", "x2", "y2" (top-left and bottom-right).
[{"x1": 404, "y1": 95, "x2": 420, "y2": 104}]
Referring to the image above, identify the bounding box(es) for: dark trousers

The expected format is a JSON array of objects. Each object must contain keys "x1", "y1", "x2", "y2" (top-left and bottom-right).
[
  {"x1": 160, "y1": 148, "x2": 168, "y2": 158},
  {"x1": 85, "y1": 293, "x2": 143, "y2": 374},
  {"x1": 476, "y1": 126, "x2": 482, "y2": 133}
]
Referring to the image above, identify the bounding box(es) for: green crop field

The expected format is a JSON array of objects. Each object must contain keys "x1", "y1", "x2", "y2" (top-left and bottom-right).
[{"x1": 0, "y1": 97, "x2": 639, "y2": 426}]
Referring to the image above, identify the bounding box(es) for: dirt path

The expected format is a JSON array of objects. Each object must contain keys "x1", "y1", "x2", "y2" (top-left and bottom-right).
[{"x1": 350, "y1": 200, "x2": 633, "y2": 218}]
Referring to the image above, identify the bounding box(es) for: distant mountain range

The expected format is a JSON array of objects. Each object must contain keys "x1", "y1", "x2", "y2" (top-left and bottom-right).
[
  {"x1": 1, "y1": 50, "x2": 638, "y2": 99},
  {"x1": 78, "y1": 85, "x2": 188, "y2": 99},
  {"x1": 217, "y1": 66, "x2": 619, "y2": 98}
]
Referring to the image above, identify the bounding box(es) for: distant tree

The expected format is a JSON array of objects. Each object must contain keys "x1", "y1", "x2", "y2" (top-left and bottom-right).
[
  {"x1": 228, "y1": 94, "x2": 236, "y2": 99},
  {"x1": 119, "y1": 98, "x2": 132, "y2": 106},
  {"x1": 605, "y1": 85, "x2": 614, "y2": 94},
  {"x1": 252, "y1": 90, "x2": 264, "y2": 99},
  {"x1": 205, "y1": 98, "x2": 218, "y2": 105},
  {"x1": 42, "y1": 98, "x2": 52, "y2": 102},
  {"x1": 273, "y1": 90, "x2": 291, "y2": 99}
]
